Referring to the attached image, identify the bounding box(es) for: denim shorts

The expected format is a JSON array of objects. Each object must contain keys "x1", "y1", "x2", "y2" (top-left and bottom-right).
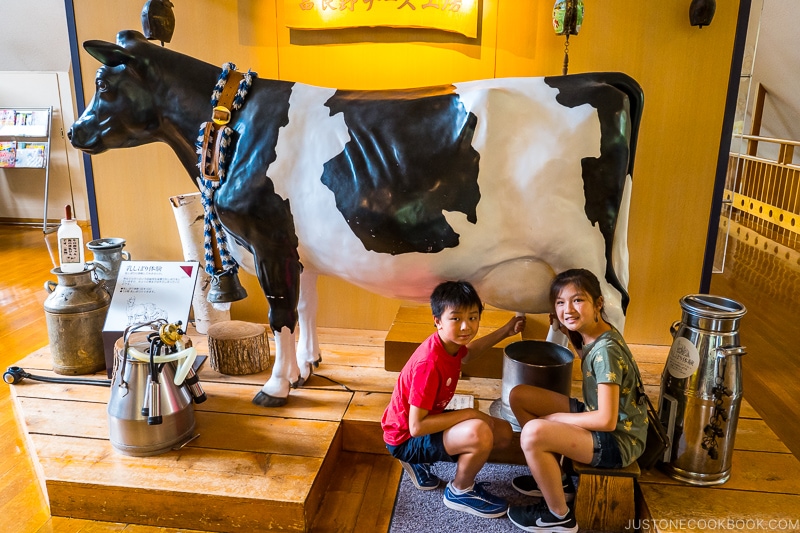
[
  {"x1": 385, "y1": 432, "x2": 458, "y2": 464},
  {"x1": 570, "y1": 398, "x2": 623, "y2": 469}
]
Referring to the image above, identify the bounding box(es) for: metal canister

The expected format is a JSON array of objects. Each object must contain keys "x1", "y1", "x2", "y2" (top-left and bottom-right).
[
  {"x1": 659, "y1": 294, "x2": 746, "y2": 486},
  {"x1": 107, "y1": 333, "x2": 196, "y2": 456},
  {"x1": 86, "y1": 237, "x2": 130, "y2": 295},
  {"x1": 491, "y1": 340, "x2": 574, "y2": 431},
  {"x1": 44, "y1": 266, "x2": 111, "y2": 375}
]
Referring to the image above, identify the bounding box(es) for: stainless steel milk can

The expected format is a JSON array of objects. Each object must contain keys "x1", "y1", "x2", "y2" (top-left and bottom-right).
[
  {"x1": 659, "y1": 294, "x2": 746, "y2": 485},
  {"x1": 44, "y1": 265, "x2": 110, "y2": 375},
  {"x1": 107, "y1": 332, "x2": 198, "y2": 456}
]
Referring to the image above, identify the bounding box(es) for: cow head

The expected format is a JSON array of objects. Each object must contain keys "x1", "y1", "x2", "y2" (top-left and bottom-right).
[{"x1": 68, "y1": 31, "x2": 161, "y2": 153}]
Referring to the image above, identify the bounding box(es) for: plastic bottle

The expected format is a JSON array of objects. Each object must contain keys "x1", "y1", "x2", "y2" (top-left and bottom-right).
[{"x1": 57, "y1": 205, "x2": 85, "y2": 273}]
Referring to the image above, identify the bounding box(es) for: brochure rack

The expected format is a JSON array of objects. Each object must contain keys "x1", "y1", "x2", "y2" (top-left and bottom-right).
[{"x1": 0, "y1": 107, "x2": 55, "y2": 232}]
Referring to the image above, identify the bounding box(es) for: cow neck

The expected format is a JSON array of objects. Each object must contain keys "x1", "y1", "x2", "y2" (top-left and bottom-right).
[{"x1": 195, "y1": 63, "x2": 257, "y2": 279}]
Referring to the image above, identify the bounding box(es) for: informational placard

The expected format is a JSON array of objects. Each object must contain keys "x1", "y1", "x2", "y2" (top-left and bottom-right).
[
  {"x1": 284, "y1": 0, "x2": 479, "y2": 38},
  {"x1": 101, "y1": 261, "x2": 199, "y2": 376}
]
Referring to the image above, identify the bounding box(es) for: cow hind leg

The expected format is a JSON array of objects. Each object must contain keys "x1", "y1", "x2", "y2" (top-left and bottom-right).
[{"x1": 295, "y1": 270, "x2": 322, "y2": 387}]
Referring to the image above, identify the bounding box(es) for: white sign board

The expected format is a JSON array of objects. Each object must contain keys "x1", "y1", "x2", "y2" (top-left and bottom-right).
[{"x1": 101, "y1": 261, "x2": 199, "y2": 375}]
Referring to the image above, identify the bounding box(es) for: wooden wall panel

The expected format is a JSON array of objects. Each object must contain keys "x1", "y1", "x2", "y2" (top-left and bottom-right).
[
  {"x1": 71, "y1": 0, "x2": 743, "y2": 342},
  {"x1": 495, "y1": 2, "x2": 741, "y2": 344}
]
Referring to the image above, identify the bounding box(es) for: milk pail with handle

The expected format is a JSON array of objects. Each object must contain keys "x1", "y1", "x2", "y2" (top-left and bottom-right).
[{"x1": 659, "y1": 294, "x2": 746, "y2": 486}]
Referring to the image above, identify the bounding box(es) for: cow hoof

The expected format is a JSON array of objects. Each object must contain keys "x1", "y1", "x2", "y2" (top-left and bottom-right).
[{"x1": 252, "y1": 391, "x2": 288, "y2": 407}]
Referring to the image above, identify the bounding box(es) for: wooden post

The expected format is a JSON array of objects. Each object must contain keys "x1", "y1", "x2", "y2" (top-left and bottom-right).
[
  {"x1": 207, "y1": 321, "x2": 270, "y2": 375},
  {"x1": 169, "y1": 193, "x2": 230, "y2": 334}
]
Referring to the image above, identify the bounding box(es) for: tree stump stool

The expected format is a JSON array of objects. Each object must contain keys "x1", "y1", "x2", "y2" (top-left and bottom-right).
[{"x1": 207, "y1": 321, "x2": 270, "y2": 375}]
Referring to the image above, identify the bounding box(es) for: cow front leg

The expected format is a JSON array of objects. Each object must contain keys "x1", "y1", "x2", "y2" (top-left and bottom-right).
[
  {"x1": 253, "y1": 326, "x2": 298, "y2": 407},
  {"x1": 250, "y1": 250, "x2": 302, "y2": 408},
  {"x1": 296, "y1": 270, "x2": 321, "y2": 386}
]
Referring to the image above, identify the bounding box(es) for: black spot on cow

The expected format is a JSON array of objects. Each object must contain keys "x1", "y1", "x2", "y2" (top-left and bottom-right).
[
  {"x1": 545, "y1": 73, "x2": 644, "y2": 313},
  {"x1": 322, "y1": 87, "x2": 481, "y2": 255}
]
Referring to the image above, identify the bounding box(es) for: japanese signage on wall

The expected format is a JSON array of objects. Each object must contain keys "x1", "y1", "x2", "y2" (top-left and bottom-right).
[{"x1": 285, "y1": 0, "x2": 480, "y2": 38}]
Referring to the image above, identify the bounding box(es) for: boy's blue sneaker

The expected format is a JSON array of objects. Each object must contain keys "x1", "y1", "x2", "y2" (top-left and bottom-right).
[
  {"x1": 399, "y1": 461, "x2": 440, "y2": 490},
  {"x1": 508, "y1": 500, "x2": 578, "y2": 532},
  {"x1": 443, "y1": 481, "x2": 508, "y2": 518},
  {"x1": 511, "y1": 474, "x2": 575, "y2": 502}
]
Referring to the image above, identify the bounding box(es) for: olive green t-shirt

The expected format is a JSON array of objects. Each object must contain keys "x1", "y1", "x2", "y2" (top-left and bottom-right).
[{"x1": 581, "y1": 328, "x2": 647, "y2": 467}]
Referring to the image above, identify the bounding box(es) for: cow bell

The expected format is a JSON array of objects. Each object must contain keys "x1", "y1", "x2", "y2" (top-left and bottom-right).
[
  {"x1": 207, "y1": 269, "x2": 248, "y2": 304},
  {"x1": 141, "y1": 0, "x2": 176, "y2": 45},
  {"x1": 689, "y1": 0, "x2": 716, "y2": 28},
  {"x1": 552, "y1": 0, "x2": 584, "y2": 36}
]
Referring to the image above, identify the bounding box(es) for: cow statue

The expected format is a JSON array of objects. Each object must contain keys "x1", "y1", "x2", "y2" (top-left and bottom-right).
[{"x1": 69, "y1": 30, "x2": 643, "y2": 407}]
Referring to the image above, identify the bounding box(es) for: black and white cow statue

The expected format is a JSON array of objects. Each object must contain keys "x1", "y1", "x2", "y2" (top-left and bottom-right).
[{"x1": 70, "y1": 30, "x2": 643, "y2": 407}]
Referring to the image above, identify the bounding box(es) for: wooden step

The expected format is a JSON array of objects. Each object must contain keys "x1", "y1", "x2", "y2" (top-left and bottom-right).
[{"x1": 384, "y1": 305, "x2": 552, "y2": 378}]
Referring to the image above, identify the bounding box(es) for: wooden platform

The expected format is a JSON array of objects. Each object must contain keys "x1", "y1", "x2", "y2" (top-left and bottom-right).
[
  {"x1": 10, "y1": 310, "x2": 800, "y2": 532},
  {"x1": 8, "y1": 327, "x2": 389, "y2": 532}
]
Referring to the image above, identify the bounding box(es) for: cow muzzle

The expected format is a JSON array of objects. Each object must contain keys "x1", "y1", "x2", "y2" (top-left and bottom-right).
[{"x1": 68, "y1": 123, "x2": 105, "y2": 154}]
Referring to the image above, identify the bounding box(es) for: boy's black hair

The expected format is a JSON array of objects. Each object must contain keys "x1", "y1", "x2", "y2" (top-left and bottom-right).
[{"x1": 430, "y1": 281, "x2": 484, "y2": 319}]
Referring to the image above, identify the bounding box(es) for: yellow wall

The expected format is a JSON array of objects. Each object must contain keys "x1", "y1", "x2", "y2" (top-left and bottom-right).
[{"x1": 71, "y1": 1, "x2": 742, "y2": 344}]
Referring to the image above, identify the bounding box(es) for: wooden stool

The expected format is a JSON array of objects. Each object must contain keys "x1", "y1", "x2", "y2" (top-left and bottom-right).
[
  {"x1": 573, "y1": 460, "x2": 640, "y2": 532},
  {"x1": 207, "y1": 321, "x2": 270, "y2": 375}
]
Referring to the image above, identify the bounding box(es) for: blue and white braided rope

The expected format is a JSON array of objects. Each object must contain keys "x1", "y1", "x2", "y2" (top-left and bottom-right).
[{"x1": 196, "y1": 62, "x2": 257, "y2": 276}]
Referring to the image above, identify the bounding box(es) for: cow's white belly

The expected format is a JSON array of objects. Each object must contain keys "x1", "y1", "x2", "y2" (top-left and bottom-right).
[{"x1": 259, "y1": 78, "x2": 624, "y2": 326}]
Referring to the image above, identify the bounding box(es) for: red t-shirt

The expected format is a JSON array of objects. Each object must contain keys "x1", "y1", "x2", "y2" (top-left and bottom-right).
[{"x1": 381, "y1": 332, "x2": 467, "y2": 446}]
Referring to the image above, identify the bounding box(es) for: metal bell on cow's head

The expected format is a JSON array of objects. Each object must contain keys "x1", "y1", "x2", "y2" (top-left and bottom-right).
[
  {"x1": 207, "y1": 269, "x2": 248, "y2": 304},
  {"x1": 141, "y1": 0, "x2": 176, "y2": 45}
]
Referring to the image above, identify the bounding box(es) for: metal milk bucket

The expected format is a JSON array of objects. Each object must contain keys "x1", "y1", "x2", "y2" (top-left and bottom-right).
[
  {"x1": 107, "y1": 334, "x2": 196, "y2": 456},
  {"x1": 44, "y1": 265, "x2": 110, "y2": 375},
  {"x1": 87, "y1": 237, "x2": 130, "y2": 295},
  {"x1": 659, "y1": 294, "x2": 746, "y2": 486},
  {"x1": 496, "y1": 340, "x2": 574, "y2": 431}
]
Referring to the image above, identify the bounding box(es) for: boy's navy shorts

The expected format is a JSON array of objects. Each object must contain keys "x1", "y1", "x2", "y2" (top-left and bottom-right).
[
  {"x1": 571, "y1": 398, "x2": 624, "y2": 469},
  {"x1": 385, "y1": 432, "x2": 459, "y2": 464}
]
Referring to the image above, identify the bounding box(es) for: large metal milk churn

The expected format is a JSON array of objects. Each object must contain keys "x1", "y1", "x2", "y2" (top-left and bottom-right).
[
  {"x1": 44, "y1": 265, "x2": 111, "y2": 375},
  {"x1": 659, "y1": 294, "x2": 746, "y2": 485}
]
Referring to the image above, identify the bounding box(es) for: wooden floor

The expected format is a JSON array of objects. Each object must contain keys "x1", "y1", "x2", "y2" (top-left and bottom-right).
[{"x1": 2, "y1": 223, "x2": 799, "y2": 532}]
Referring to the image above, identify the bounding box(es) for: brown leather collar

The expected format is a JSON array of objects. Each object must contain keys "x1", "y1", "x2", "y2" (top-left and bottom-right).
[{"x1": 200, "y1": 69, "x2": 244, "y2": 181}]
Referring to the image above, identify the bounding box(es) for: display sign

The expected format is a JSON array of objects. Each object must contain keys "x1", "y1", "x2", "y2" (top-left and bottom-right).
[
  {"x1": 285, "y1": 0, "x2": 479, "y2": 38},
  {"x1": 101, "y1": 261, "x2": 199, "y2": 376}
]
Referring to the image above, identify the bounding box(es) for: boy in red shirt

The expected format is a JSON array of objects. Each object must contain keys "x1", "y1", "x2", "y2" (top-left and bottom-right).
[{"x1": 382, "y1": 281, "x2": 525, "y2": 518}]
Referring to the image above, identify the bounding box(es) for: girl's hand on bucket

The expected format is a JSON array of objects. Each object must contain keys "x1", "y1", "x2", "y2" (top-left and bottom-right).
[{"x1": 549, "y1": 313, "x2": 569, "y2": 336}]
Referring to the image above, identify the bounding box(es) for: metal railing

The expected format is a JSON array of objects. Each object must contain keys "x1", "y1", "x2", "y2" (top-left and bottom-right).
[{"x1": 724, "y1": 134, "x2": 800, "y2": 252}]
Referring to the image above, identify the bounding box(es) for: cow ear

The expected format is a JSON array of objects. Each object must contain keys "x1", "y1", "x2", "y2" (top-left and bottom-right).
[{"x1": 83, "y1": 40, "x2": 136, "y2": 68}]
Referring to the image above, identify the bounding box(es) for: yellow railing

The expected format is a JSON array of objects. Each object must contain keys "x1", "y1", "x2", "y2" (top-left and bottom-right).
[{"x1": 726, "y1": 134, "x2": 800, "y2": 244}]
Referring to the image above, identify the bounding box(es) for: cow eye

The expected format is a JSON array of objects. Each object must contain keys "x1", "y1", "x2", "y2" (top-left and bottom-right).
[{"x1": 96, "y1": 79, "x2": 109, "y2": 92}]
